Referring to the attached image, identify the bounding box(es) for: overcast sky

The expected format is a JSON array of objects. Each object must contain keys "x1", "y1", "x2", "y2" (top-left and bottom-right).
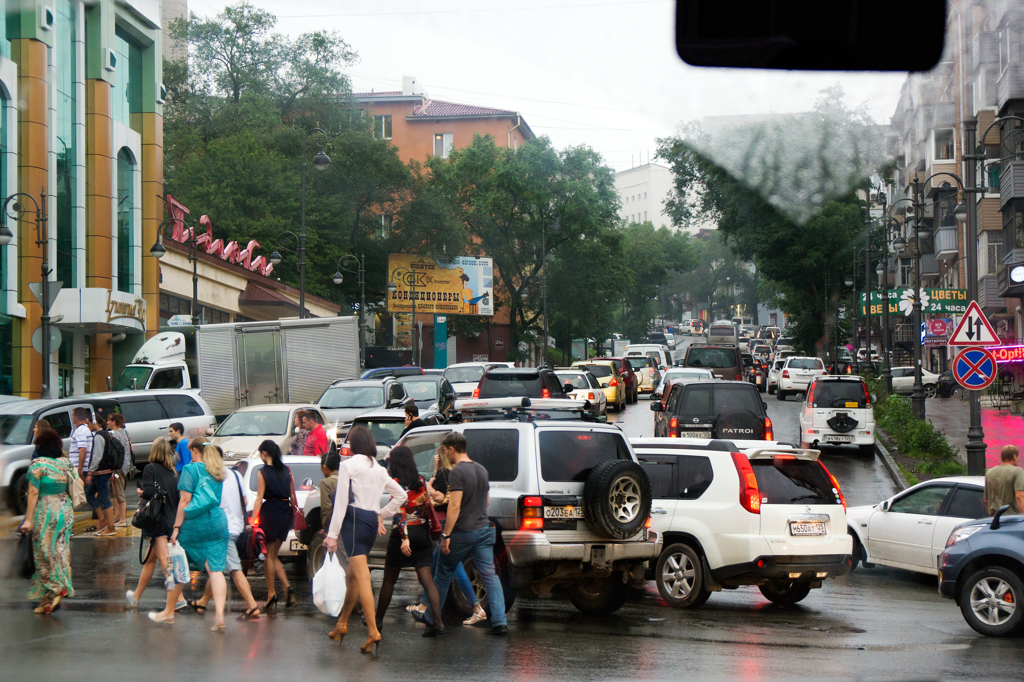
[{"x1": 192, "y1": 0, "x2": 909, "y2": 173}]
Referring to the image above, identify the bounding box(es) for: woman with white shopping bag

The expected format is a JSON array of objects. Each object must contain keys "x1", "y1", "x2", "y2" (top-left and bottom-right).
[
  {"x1": 323, "y1": 426, "x2": 406, "y2": 654},
  {"x1": 148, "y1": 445, "x2": 230, "y2": 632},
  {"x1": 312, "y1": 551, "x2": 347, "y2": 617}
]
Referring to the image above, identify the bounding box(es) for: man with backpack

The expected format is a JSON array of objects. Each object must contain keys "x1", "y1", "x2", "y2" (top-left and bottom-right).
[
  {"x1": 85, "y1": 416, "x2": 126, "y2": 537},
  {"x1": 106, "y1": 413, "x2": 134, "y2": 528}
]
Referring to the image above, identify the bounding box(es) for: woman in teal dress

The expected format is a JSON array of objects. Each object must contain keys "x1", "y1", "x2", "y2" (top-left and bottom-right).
[
  {"x1": 19, "y1": 427, "x2": 76, "y2": 615},
  {"x1": 148, "y1": 445, "x2": 230, "y2": 631}
]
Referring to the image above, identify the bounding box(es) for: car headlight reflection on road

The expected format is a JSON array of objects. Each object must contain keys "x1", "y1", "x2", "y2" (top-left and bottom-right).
[{"x1": 946, "y1": 525, "x2": 981, "y2": 548}]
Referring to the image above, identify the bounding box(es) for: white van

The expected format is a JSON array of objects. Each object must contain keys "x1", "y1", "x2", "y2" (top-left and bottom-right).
[
  {"x1": 706, "y1": 323, "x2": 739, "y2": 346},
  {"x1": 624, "y1": 344, "x2": 671, "y2": 371}
]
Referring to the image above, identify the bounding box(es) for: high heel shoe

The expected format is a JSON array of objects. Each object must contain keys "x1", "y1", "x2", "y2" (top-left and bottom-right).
[
  {"x1": 328, "y1": 621, "x2": 348, "y2": 642},
  {"x1": 359, "y1": 632, "x2": 382, "y2": 654},
  {"x1": 285, "y1": 586, "x2": 296, "y2": 608},
  {"x1": 263, "y1": 594, "x2": 279, "y2": 613}
]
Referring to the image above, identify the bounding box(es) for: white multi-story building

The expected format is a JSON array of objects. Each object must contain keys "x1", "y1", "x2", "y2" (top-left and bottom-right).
[{"x1": 615, "y1": 163, "x2": 680, "y2": 231}]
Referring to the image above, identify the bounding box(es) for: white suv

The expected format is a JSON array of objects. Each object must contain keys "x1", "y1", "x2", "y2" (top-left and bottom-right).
[
  {"x1": 632, "y1": 437, "x2": 852, "y2": 608},
  {"x1": 797, "y1": 376, "x2": 876, "y2": 457},
  {"x1": 776, "y1": 356, "x2": 826, "y2": 400}
]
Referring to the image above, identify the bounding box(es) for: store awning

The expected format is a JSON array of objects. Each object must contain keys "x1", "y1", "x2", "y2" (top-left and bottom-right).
[
  {"x1": 238, "y1": 282, "x2": 309, "y2": 316},
  {"x1": 51, "y1": 288, "x2": 147, "y2": 334}
]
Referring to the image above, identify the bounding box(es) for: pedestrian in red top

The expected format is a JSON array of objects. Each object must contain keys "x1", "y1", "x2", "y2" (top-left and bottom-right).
[{"x1": 302, "y1": 412, "x2": 329, "y2": 458}]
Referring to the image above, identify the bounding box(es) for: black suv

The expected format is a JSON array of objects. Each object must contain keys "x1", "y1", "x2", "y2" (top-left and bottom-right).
[
  {"x1": 682, "y1": 344, "x2": 744, "y2": 381},
  {"x1": 475, "y1": 367, "x2": 568, "y2": 399},
  {"x1": 650, "y1": 380, "x2": 772, "y2": 440}
]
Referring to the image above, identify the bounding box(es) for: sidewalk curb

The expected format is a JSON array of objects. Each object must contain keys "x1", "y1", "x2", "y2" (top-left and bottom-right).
[{"x1": 875, "y1": 429, "x2": 908, "y2": 491}]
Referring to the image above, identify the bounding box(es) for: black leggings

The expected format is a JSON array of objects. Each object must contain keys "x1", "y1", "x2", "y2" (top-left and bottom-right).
[{"x1": 375, "y1": 564, "x2": 444, "y2": 631}]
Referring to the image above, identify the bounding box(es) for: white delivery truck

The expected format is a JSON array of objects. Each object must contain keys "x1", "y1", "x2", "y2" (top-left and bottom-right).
[
  {"x1": 113, "y1": 317, "x2": 360, "y2": 419},
  {"x1": 612, "y1": 338, "x2": 631, "y2": 356}
]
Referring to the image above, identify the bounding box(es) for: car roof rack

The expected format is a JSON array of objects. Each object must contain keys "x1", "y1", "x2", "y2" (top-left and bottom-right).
[
  {"x1": 632, "y1": 438, "x2": 738, "y2": 452},
  {"x1": 450, "y1": 397, "x2": 597, "y2": 423}
]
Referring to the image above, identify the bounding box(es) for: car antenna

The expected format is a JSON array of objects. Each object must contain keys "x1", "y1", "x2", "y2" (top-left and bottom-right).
[{"x1": 991, "y1": 504, "x2": 1011, "y2": 530}]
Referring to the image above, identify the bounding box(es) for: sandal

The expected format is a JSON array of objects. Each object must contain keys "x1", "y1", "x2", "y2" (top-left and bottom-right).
[
  {"x1": 463, "y1": 608, "x2": 488, "y2": 626},
  {"x1": 83, "y1": 526, "x2": 97, "y2": 533},
  {"x1": 186, "y1": 599, "x2": 207, "y2": 614},
  {"x1": 239, "y1": 607, "x2": 261, "y2": 621},
  {"x1": 406, "y1": 604, "x2": 426, "y2": 613}
]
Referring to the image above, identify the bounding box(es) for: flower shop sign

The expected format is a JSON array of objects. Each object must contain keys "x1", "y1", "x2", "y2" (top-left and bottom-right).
[{"x1": 860, "y1": 288, "x2": 968, "y2": 317}]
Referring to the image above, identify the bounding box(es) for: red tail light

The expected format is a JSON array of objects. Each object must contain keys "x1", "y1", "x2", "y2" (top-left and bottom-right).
[
  {"x1": 251, "y1": 515, "x2": 259, "y2": 526},
  {"x1": 520, "y1": 496, "x2": 544, "y2": 530},
  {"x1": 644, "y1": 517, "x2": 652, "y2": 529},
  {"x1": 587, "y1": 392, "x2": 595, "y2": 400},
  {"x1": 341, "y1": 446, "x2": 351, "y2": 457},
  {"x1": 763, "y1": 416, "x2": 773, "y2": 441},
  {"x1": 669, "y1": 416, "x2": 678, "y2": 437},
  {"x1": 819, "y1": 460, "x2": 846, "y2": 510},
  {"x1": 782, "y1": 370, "x2": 790, "y2": 378},
  {"x1": 472, "y1": 386, "x2": 480, "y2": 398},
  {"x1": 609, "y1": 378, "x2": 618, "y2": 387},
  {"x1": 845, "y1": 365, "x2": 851, "y2": 374},
  {"x1": 862, "y1": 381, "x2": 871, "y2": 405},
  {"x1": 806, "y1": 381, "x2": 815, "y2": 405},
  {"x1": 730, "y1": 452, "x2": 761, "y2": 514},
  {"x1": 542, "y1": 388, "x2": 550, "y2": 398}
]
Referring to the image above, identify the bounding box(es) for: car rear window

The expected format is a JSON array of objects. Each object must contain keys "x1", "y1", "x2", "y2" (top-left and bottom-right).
[
  {"x1": 709, "y1": 326, "x2": 735, "y2": 335},
  {"x1": 556, "y1": 373, "x2": 591, "y2": 390},
  {"x1": 580, "y1": 364, "x2": 613, "y2": 378},
  {"x1": 686, "y1": 348, "x2": 738, "y2": 369},
  {"x1": 626, "y1": 357, "x2": 651, "y2": 370},
  {"x1": 750, "y1": 458, "x2": 840, "y2": 506},
  {"x1": 788, "y1": 358, "x2": 824, "y2": 370},
  {"x1": 466, "y1": 429, "x2": 519, "y2": 482},
  {"x1": 712, "y1": 385, "x2": 763, "y2": 414},
  {"x1": 352, "y1": 419, "x2": 405, "y2": 447},
  {"x1": 478, "y1": 373, "x2": 543, "y2": 398},
  {"x1": 538, "y1": 431, "x2": 630, "y2": 482},
  {"x1": 811, "y1": 380, "x2": 868, "y2": 408},
  {"x1": 249, "y1": 462, "x2": 324, "y2": 492}
]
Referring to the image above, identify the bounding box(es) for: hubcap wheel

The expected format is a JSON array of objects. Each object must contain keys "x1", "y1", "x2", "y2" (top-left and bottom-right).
[
  {"x1": 609, "y1": 477, "x2": 641, "y2": 523},
  {"x1": 924, "y1": 386, "x2": 937, "y2": 399},
  {"x1": 970, "y1": 577, "x2": 1016, "y2": 626},
  {"x1": 661, "y1": 552, "x2": 695, "y2": 599}
]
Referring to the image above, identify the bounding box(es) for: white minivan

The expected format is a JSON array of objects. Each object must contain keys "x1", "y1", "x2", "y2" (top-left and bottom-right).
[
  {"x1": 797, "y1": 375, "x2": 876, "y2": 456},
  {"x1": 624, "y1": 344, "x2": 672, "y2": 371},
  {"x1": 706, "y1": 323, "x2": 739, "y2": 346}
]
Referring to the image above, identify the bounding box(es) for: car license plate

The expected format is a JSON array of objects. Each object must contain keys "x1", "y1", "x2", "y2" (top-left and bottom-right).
[
  {"x1": 826, "y1": 435, "x2": 853, "y2": 443},
  {"x1": 544, "y1": 506, "x2": 584, "y2": 519},
  {"x1": 756, "y1": 375, "x2": 762, "y2": 384},
  {"x1": 289, "y1": 540, "x2": 308, "y2": 552},
  {"x1": 845, "y1": 401, "x2": 859, "y2": 408},
  {"x1": 684, "y1": 430, "x2": 713, "y2": 438},
  {"x1": 790, "y1": 522, "x2": 826, "y2": 536}
]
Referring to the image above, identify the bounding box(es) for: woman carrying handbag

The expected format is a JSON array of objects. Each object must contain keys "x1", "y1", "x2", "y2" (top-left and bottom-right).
[
  {"x1": 251, "y1": 440, "x2": 297, "y2": 612},
  {"x1": 126, "y1": 438, "x2": 182, "y2": 610}
]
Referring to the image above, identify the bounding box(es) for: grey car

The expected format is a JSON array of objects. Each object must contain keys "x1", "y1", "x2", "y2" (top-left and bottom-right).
[{"x1": 316, "y1": 378, "x2": 411, "y2": 434}]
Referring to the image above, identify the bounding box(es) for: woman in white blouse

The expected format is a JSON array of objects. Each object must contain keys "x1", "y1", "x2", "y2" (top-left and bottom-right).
[{"x1": 324, "y1": 426, "x2": 406, "y2": 653}]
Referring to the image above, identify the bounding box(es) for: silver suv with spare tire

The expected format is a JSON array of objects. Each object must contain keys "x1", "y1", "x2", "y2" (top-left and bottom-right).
[{"x1": 302, "y1": 402, "x2": 661, "y2": 615}]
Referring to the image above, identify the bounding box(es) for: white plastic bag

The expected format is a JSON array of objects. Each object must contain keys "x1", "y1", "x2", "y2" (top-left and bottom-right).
[
  {"x1": 312, "y1": 552, "x2": 347, "y2": 617},
  {"x1": 168, "y1": 542, "x2": 190, "y2": 585}
]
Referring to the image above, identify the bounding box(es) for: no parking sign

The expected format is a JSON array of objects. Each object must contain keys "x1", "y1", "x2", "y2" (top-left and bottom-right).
[{"x1": 952, "y1": 347, "x2": 998, "y2": 390}]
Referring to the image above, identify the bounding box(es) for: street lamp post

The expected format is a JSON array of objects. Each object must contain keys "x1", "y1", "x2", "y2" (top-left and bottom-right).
[
  {"x1": 150, "y1": 215, "x2": 200, "y2": 326},
  {"x1": 388, "y1": 266, "x2": 418, "y2": 366},
  {"x1": 909, "y1": 174, "x2": 927, "y2": 420},
  {"x1": 269, "y1": 128, "x2": 331, "y2": 320},
  {"x1": 333, "y1": 254, "x2": 366, "y2": 368},
  {"x1": 0, "y1": 192, "x2": 52, "y2": 397},
  {"x1": 824, "y1": 259, "x2": 851, "y2": 372}
]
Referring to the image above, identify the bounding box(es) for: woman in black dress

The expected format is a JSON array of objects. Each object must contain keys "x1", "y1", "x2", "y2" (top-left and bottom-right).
[
  {"x1": 127, "y1": 438, "x2": 180, "y2": 607},
  {"x1": 372, "y1": 446, "x2": 445, "y2": 637},
  {"x1": 251, "y1": 440, "x2": 297, "y2": 611}
]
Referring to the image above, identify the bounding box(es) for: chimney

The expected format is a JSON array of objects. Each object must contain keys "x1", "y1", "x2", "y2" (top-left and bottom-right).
[{"x1": 402, "y1": 76, "x2": 424, "y2": 96}]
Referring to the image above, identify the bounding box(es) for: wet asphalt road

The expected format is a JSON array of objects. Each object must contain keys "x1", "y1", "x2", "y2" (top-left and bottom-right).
[{"x1": 2, "y1": 338, "x2": 1022, "y2": 680}]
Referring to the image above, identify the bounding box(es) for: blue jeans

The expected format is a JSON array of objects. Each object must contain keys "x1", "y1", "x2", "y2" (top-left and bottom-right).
[
  {"x1": 431, "y1": 525, "x2": 506, "y2": 627},
  {"x1": 86, "y1": 473, "x2": 112, "y2": 510},
  {"x1": 420, "y1": 542, "x2": 479, "y2": 608}
]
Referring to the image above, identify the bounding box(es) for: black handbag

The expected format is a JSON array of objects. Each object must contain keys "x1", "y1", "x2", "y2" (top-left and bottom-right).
[
  {"x1": 232, "y1": 470, "x2": 265, "y2": 571},
  {"x1": 132, "y1": 478, "x2": 166, "y2": 531},
  {"x1": 15, "y1": 531, "x2": 35, "y2": 579}
]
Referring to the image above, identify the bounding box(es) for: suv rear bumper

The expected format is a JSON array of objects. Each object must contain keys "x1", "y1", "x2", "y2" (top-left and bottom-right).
[
  {"x1": 502, "y1": 530, "x2": 662, "y2": 567},
  {"x1": 711, "y1": 553, "x2": 853, "y2": 583}
]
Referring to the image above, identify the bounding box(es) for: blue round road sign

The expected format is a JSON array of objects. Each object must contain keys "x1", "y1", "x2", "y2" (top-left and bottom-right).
[{"x1": 953, "y1": 348, "x2": 997, "y2": 390}]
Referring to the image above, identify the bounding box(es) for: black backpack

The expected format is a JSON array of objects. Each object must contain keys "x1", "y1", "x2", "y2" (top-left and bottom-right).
[{"x1": 96, "y1": 430, "x2": 126, "y2": 472}]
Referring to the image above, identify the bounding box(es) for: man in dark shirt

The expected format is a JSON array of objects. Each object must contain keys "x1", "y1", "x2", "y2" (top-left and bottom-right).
[
  {"x1": 401, "y1": 403, "x2": 427, "y2": 436},
  {"x1": 428, "y1": 432, "x2": 507, "y2": 635}
]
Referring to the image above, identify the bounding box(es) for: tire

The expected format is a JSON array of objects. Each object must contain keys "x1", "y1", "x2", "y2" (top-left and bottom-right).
[
  {"x1": 305, "y1": 529, "x2": 328, "y2": 581},
  {"x1": 582, "y1": 460, "x2": 652, "y2": 539},
  {"x1": 10, "y1": 471, "x2": 28, "y2": 515},
  {"x1": 776, "y1": 389, "x2": 786, "y2": 401},
  {"x1": 768, "y1": 384, "x2": 776, "y2": 395},
  {"x1": 858, "y1": 443, "x2": 876, "y2": 458},
  {"x1": 959, "y1": 566, "x2": 1024, "y2": 637},
  {"x1": 759, "y1": 580, "x2": 812, "y2": 605},
  {"x1": 456, "y1": 555, "x2": 517, "y2": 616},
  {"x1": 655, "y1": 543, "x2": 711, "y2": 608},
  {"x1": 715, "y1": 409, "x2": 766, "y2": 440},
  {"x1": 567, "y1": 573, "x2": 631, "y2": 614},
  {"x1": 849, "y1": 531, "x2": 866, "y2": 570},
  {"x1": 923, "y1": 384, "x2": 938, "y2": 399}
]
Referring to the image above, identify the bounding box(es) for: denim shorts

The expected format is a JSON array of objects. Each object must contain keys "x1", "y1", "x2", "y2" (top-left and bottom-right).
[
  {"x1": 225, "y1": 533, "x2": 241, "y2": 572},
  {"x1": 86, "y1": 473, "x2": 112, "y2": 511}
]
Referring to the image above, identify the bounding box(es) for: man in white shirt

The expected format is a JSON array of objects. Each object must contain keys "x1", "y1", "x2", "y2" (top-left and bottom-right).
[
  {"x1": 71, "y1": 407, "x2": 93, "y2": 478},
  {"x1": 190, "y1": 449, "x2": 261, "y2": 619}
]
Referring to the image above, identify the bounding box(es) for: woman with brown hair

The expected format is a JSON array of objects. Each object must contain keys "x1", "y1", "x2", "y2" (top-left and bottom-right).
[
  {"x1": 324, "y1": 426, "x2": 407, "y2": 654},
  {"x1": 19, "y1": 427, "x2": 75, "y2": 614},
  {"x1": 126, "y1": 438, "x2": 181, "y2": 609}
]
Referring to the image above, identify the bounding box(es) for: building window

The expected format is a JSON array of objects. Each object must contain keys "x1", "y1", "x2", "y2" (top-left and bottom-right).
[
  {"x1": 988, "y1": 234, "x2": 1005, "y2": 275},
  {"x1": 380, "y1": 215, "x2": 393, "y2": 238},
  {"x1": 932, "y1": 128, "x2": 955, "y2": 162},
  {"x1": 433, "y1": 133, "x2": 453, "y2": 159},
  {"x1": 55, "y1": 1, "x2": 78, "y2": 286},
  {"x1": 373, "y1": 115, "x2": 392, "y2": 139},
  {"x1": 116, "y1": 149, "x2": 134, "y2": 293},
  {"x1": 159, "y1": 293, "x2": 191, "y2": 322},
  {"x1": 644, "y1": 211, "x2": 647, "y2": 221},
  {"x1": 900, "y1": 259, "x2": 913, "y2": 286},
  {"x1": 112, "y1": 28, "x2": 143, "y2": 132},
  {"x1": 988, "y1": 163, "x2": 1001, "y2": 193}
]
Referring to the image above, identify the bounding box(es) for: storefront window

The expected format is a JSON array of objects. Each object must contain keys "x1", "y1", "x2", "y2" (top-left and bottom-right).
[
  {"x1": 55, "y1": 1, "x2": 77, "y2": 286},
  {"x1": 0, "y1": 314, "x2": 11, "y2": 395},
  {"x1": 112, "y1": 28, "x2": 143, "y2": 133},
  {"x1": 117, "y1": 149, "x2": 134, "y2": 292}
]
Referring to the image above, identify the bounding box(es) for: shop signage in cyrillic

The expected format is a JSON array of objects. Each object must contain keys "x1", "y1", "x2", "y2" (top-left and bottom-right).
[{"x1": 859, "y1": 288, "x2": 968, "y2": 317}]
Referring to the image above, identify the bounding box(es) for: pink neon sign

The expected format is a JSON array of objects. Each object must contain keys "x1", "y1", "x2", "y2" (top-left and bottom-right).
[{"x1": 986, "y1": 345, "x2": 1024, "y2": 363}]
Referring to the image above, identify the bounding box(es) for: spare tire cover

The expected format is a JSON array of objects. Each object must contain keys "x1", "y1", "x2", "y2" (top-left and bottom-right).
[
  {"x1": 582, "y1": 460, "x2": 652, "y2": 539},
  {"x1": 715, "y1": 409, "x2": 764, "y2": 440},
  {"x1": 826, "y1": 414, "x2": 859, "y2": 433}
]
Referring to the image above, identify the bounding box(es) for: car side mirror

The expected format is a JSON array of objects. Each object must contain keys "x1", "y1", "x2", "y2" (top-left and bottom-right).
[
  {"x1": 650, "y1": 402, "x2": 663, "y2": 412},
  {"x1": 880, "y1": 500, "x2": 890, "y2": 512},
  {"x1": 205, "y1": 426, "x2": 215, "y2": 436},
  {"x1": 762, "y1": 401, "x2": 768, "y2": 410}
]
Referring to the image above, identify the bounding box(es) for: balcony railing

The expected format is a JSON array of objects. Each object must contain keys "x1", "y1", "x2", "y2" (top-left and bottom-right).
[
  {"x1": 1003, "y1": 247, "x2": 1024, "y2": 266},
  {"x1": 997, "y1": 64, "x2": 1024, "y2": 114},
  {"x1": 978, "y1": 275, "x2": 1005, "y2": 314},
  {"x1": 919, "y1": 253, "x2": 939, "y2": 280},
  {"x1": 973, "y1": 32, "x2": 999, "y2": 72},
  {"x1": 934, "y1": 225, "x2": 958, "y2": 261},
  {"x1": 999, "y1": 161, "x2": 1024, "y2": 210}
]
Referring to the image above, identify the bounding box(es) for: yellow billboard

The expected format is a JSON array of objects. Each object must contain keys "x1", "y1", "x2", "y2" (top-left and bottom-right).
[{"x1": 387, "y1": 254, "x2": 494, "y2": 316}]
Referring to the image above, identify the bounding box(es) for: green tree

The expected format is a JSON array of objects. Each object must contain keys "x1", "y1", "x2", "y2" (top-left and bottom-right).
[{"x1": 617, "y1": 222, "x2": 697, "y2": 340}]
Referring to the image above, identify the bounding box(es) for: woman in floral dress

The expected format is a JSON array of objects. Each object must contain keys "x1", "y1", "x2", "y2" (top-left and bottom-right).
[{"x1": 19, "y1": 427, "x2": 76, "y2": 615}]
